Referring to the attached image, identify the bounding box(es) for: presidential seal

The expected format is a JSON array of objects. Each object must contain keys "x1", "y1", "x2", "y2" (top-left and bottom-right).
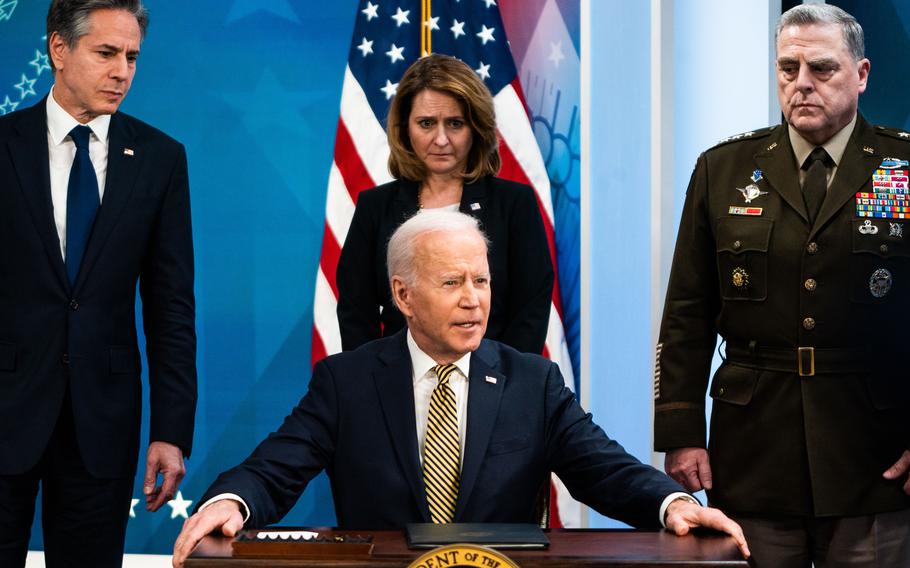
[{"x1": 408, "y1": 544, "x2": 520, "y2": 568}]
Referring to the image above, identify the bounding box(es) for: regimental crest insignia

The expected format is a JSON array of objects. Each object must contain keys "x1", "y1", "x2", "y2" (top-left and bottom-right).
[
  {"x1": 890, "y1": 222, "x2": 904, "y2": 239},
  {"x1": 732, "y1": 267, "x2": 750, "y2": 289}
]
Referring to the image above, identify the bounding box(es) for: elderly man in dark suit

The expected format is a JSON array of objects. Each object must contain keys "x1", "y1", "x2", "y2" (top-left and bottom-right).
[
  {"x1": 172, "y1": 209, "x2": 749, "y2": 567},
  {"x1": 654, "y1": 4, "x2": 910, "y2": 567},
  {"x1": 0, "y1": 1, "x2": 196, "y2": 566}
]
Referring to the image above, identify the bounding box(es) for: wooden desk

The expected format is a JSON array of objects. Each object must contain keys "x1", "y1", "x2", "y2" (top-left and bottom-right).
[{"x1": 186, "y1": 528, "x2": 748, "y2": 567}]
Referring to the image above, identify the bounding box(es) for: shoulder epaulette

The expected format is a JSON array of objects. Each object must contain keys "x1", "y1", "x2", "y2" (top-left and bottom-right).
[
  {"x1": 710, "y1": 125, "x2": 778, "y2": 149},
  {"x1": 874, "y1": 125, "x2": 910, "y2": 141}
]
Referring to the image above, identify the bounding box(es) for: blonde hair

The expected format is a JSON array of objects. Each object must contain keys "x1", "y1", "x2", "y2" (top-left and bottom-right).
[{"x1": 387, "y1": 54, "x2": 500, "y2": 183}]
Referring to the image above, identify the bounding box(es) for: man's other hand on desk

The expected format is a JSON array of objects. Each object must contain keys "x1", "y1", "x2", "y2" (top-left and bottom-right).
[
  {"x1": 173, "y1": 500, "x2": 244, "y2": 567},
  {"x1": 665, "y1": 498, "x2": 751, "y2": 559}
]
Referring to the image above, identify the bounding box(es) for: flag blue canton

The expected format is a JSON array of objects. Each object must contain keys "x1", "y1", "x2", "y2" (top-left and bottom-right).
[{"x1": 348, "y1": 0, "x2": 518, "y2": 124}]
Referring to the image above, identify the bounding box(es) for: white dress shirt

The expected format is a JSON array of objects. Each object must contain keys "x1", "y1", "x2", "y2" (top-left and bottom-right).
[{"x1": 46, "y1": 86, "x2": 111, "y2": 261}]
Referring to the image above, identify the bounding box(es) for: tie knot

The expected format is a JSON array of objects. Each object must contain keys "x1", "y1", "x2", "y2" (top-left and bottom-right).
[
  {"x1": 69, "y1": 125, "x2": 93, "y2": 150},
  {"x1": 803, "y1": 146, "x2": 832, "y2": 170},
  {"x1": 433, "y1": 364, "x2": 457, "y2": 386}
]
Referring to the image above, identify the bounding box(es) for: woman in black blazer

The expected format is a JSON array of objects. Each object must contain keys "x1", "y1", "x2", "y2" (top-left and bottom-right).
[{"x1": 336, "y1": 55, "x2": 553, "y2": 354}]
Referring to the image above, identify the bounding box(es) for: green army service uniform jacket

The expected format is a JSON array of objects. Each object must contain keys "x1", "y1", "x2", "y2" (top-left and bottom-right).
[{"x1": 654, "y1": 115, "x2": 910, "y2": 518}]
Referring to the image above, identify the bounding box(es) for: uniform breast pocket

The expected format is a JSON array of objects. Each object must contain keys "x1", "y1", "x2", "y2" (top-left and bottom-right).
[
  {"x1": 850, "y1": 218, "x2": 910, "y2": 304},
  {"x1": 715, "y1": 217, "x2": 773, "y2": 301}
]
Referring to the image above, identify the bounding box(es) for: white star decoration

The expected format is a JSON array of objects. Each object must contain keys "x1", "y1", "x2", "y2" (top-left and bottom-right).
[
  {"x1": 381, "y1": 79, "x2": 399, "y2": 100},
  {"x1": 424, "y1": 16, "x2": 439, "y2": 31},
  {"x1": 0, "y1": 95, "x2": 19, "y2": 114},
  {"x1": 475, "y1": 61, "x2": 491, "y2": 80},
  {"x1": 548, "y1": 40, "x2": 565, "y2": 68},
  {"x1": 476, "y1": 25, "x2": 495, "y2": 45},
  {"x1": 30, "y1": 51, "x2": 51, "y2": 76},
  {"x1": 14, "y1": 74, "x2": 37, "y2": 99},
  {"x1": 357, "y1": 37, "x2": 374, "y2": 56},
  {"x1": 483, "y1": 0, "x2": 497, "y2": 7},
  {"x1": 129, "y1": 499, "x2": 140, "y2": 518},
  {"x1": 450, "y1": 19, "x2": 465, "y2": 39},
  {"x1": 361, "y1": 1, "x2": 378, "y2": 21},
  {"x1": 386, "y1": 43, "x2": 405, "y2": 63},
  {"x1": 391, "y1": 6, "x2": 410, "y2": 27},
  {"x1": 167, "y1": 491, "x2": 193, "y2": 520}
]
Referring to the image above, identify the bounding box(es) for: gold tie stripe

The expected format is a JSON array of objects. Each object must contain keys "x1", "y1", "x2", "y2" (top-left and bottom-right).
[{"x1": 423, "y1": 363, "x2": 460, "y2": 523}]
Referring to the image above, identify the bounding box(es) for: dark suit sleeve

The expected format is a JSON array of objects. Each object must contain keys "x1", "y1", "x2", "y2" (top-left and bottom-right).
[
  {"x1": 336, "y1": 192, "x2": 383, "y2": 351},
  {"x1": 139, "y1": 143, "x2": 197, "y2": 455},
  {"x1": 543, "y1": 362, "x2": 684, "y2": 528},
  {"x1": 196, "y1": 359, "x2": 339, "y2": 528},
  {"x1": 501, "y1": 185, "x2": 554, "y2": 353},
  {"x1": 653, "y1": 153, "x2": 720, "y2": 451}
]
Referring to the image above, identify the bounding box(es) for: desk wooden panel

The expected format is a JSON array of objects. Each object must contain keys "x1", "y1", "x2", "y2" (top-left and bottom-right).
[{"x1": 186, "y1": 528, "x2": 749, "y2": 567}]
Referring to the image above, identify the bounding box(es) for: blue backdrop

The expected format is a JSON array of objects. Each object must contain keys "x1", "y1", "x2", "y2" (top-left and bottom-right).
[{"x1": 3, "y1": 0, "x2": 352, "y2": 553}]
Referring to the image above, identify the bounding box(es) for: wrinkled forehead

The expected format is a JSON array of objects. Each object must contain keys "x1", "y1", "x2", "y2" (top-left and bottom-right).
[
  {"x1": 776, "y1": 22, "x2": 850, "y2": 57},
  {"x1": 414, "y1": 230, "x2": 489, "y2": 268}
]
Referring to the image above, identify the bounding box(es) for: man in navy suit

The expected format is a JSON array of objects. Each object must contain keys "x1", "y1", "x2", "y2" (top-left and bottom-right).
[
  {"x1": 0, "y1": 1, "x2": 196, "y2": 566},
  {"x1": 173, "y1": 210, "x2": 748, "y2": 565}
]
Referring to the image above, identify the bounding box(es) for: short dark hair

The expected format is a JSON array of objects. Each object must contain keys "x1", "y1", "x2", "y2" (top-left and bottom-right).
[{"x1": 46, "y1": 0, "x2": 149, "y2": 71}]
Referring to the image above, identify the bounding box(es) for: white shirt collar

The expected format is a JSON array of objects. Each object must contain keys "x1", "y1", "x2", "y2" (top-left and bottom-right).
[
  {"x1": 46, "y1": 85, "x2": 112, "y2": 146},
  {"x1": 407, "y1": 330, "x2": 472, "y2": 384}
]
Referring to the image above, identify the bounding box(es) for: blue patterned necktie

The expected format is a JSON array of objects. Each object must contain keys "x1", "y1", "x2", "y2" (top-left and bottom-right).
[{"x1": 65, "y1": 125, "x2": 100, "y2": 285}]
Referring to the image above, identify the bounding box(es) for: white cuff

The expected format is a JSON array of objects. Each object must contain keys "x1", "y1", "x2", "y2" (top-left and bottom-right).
[
  {"x1": 659, "y1": 492, "x2": 700, "y2": 528},
  {"x1": 197, "y1": 493, "x2": 251, "y2": 524}
]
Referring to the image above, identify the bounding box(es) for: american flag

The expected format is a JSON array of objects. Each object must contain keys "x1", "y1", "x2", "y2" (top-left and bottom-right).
[{"x1": 312, "y1": 0, "x2": 581, "y2": 527}]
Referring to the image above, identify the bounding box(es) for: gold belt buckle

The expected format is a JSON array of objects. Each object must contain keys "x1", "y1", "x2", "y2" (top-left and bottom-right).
[{"x1": 798, "y1": 347, "x2": 815, "y2": 377}]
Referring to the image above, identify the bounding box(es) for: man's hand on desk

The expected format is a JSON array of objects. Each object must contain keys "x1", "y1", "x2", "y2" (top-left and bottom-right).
[
  {"x1": 665, "y1": 498, "x2": 751, "y2": 560},
  {"x1": 173, "y1": 499, "x2": 244, "y2": 567}
]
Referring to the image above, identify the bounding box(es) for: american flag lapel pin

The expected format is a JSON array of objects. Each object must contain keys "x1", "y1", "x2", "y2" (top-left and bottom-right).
[
  {"x1": 123, "y1": 148, "x2": 135, "y2": 156},
  {"x1": 470, "y1": 202, "x2": 481, "y2": 211},
  {"x1": 485, "y1": 375, "x2": 497, "y2": 384}
]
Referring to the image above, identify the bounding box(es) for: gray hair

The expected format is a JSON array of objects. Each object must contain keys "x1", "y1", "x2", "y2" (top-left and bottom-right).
[
  {"x1": 387, "y1": 210, "x2": 489, "y2": 286},
  {"x1": 777, "y1": 4, "x2": 864, "y2": 60},
  {"x1": 47, "y1": 0, "x2": 149, "y2": 71}
]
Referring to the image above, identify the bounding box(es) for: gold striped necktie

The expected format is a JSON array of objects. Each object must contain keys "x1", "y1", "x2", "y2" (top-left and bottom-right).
[{"x1": 423, "y1": 363, "x2": 461, "y2": 523}]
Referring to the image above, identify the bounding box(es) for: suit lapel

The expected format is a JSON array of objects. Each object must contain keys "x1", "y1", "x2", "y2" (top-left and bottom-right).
[
  {"x1": 754, "y1": 126, "x2": 808, "y2": 222},
  {"x1": 373, "y1": 332, "x2": 430, "y2": 521},
  {"x1": 394, "y1": 179, "x2": 420, "y2": 219},
  {"x1": 812, "y1": 116, "x2": 881, "y2": 236},
  {"x1": 75, "y1": 112, "x2": 140, "y2": 291},
  {"x1": 8, "y1": 99, "x2": 69, "y2": 291},
  {"x1": 455, "y1": 341, "x2": 505, "y2": 520}
]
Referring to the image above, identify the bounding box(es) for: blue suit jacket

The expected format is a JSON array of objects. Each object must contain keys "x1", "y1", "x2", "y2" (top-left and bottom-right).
[
  {"x1": 200, "y1": 332, "x2": 683, "y2": 528},
  {"x1": 0, "y1": 98, "x2": 197, "y2": 478}
]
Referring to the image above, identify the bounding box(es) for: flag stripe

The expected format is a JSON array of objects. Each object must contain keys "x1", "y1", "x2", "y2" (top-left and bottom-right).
[{"x1": 334, "y1": 119, "x2": 375, "y2": 200}]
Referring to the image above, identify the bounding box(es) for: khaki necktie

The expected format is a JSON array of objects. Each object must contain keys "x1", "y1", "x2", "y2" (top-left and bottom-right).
[
  {"x1": 802, "y1": 146, "x2": 832, "y2": 225},
  {"x1": 423, "y1": 364, "x2": 461, "y2": 523}
]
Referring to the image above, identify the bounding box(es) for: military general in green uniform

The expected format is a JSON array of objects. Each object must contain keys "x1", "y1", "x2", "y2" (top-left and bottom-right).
[{"x1": 654, "y1": 5, "x2": 910, "y2": 567}]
